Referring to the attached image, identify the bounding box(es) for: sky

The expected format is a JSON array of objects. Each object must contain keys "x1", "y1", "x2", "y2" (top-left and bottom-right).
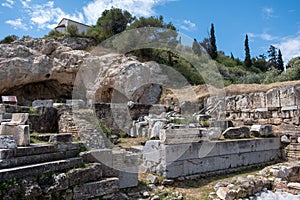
[{"x1": 1, "y1": 0, "x2": 300, "y2": 63}]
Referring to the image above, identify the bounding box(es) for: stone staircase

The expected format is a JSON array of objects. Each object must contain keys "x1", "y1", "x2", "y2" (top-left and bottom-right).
[{"x1": 0, "y1": 134, "x2": 123, "y2": 199}]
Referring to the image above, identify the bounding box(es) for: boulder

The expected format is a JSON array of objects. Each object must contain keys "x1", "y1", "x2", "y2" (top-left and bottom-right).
[
  {"x1": 0, "y1": 135, "x2": 17, "y2": 149},
  {"x1": 281, "y1": 135, "x2": 290, "y2": 144},
  {"x1": 250, "y1": 125, "x2": 273, "y2": 137},
  {"x1": 222, "y1": 127, "x2": 250, "y2": 139},
  {"x1": 216, "y1": 187, "x2": 229, "y2": 200}
]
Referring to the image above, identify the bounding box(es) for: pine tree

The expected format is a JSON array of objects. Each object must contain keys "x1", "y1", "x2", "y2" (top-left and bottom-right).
[
  {"x1": 244, "y1": 34, "x2": 252, "y2": 68},
  {"x1": 209, "y1": 23, "x2": 218, "y2": 60},
  {"x1": 277, "y1": 49, "x2": 284, "y2": 72},
  {"x1": 192, "y1": 38, "x2": 201, "y2": 56}
]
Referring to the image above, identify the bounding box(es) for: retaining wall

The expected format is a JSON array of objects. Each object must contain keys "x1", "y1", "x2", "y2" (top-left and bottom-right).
[{"x1": 143, "y1": 138, "x2": 283, "y2": 178}]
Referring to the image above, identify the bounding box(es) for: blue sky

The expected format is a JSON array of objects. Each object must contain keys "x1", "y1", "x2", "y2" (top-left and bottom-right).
[{"x1": 1, "y1": 0, "x2": 300, "y2": 63}]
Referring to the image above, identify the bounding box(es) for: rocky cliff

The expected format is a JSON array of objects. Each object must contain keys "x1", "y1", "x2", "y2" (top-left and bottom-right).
[{"x1": 0, "y1": 37, "x2": 167, "y2": 106}]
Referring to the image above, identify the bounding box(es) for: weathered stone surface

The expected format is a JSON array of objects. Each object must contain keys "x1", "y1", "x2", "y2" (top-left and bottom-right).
[
  {"x1": 0, "y1": 38, "x2": 166, "y2": 106},
  {"x1": 281, "y1": 135, "x2": 291, "y2": 144},
  {"x1": 143, "y1": 140, "x2": 161, "y2": 163},
  {"x1": 68, "y1": 163, "x2": 104, "y2": 186},
  {"x1": 0, "y1": 135, "x2": 17, "y2": 149},
  {"x1": 216, "y1": 187, "x2": 228, "y2": 199},
  {"x1": 29, "y1": 107, "x2": 58, "y2": 133},
  {"x1": 206, "y1": 127, "x2": 222, "y2": 140},
  {"x1": 0, "y1": 124, "x2": 30, "y2": 146},
  {"x1": 211, "y1": 120, "x2": 234, "y2": 133},
  {"x1": 266, "y1": 88, "x2": 281, "y2": 108},
  {"x1": 146, "y1": 174, "x2": 158, "y2": 184},
  {"x1": 0, "y1": 157, "x2": 83, "y2": 181},
  {"x1": 150, "y1": 121, "x2": 165, "y2": 139},
  {"x1": 287, "y1": 182, "x2": 300, "y2": 190},
  {"x1": 48, "y1": 133, "x2": 72, "y2": 143},
  {"x1": 83, "y1": 53, "x2": 167, "y2": 105},
  {"x1": 250, "y1": 92, "x2": 266, "y2": 108},
  {"x1": 235, "y1": 95, "x2": 251, "y2": 111},
  {"x1": 160, "y1": 128, "x2": 206, "y2": 144},
  {"x1": 1, "y1": 113, "x2": 28, "y2": 125},
  {"x1": 180, "y1": 101, "x2": 198, "y2": 114},
  {"x1": 222, "y1": 127, "x2": 250, "y2": 139},
  {"x1": 250, "y1": 125, "x2": 273, "y2": 137},
  {"x1": 32, "y1": 99, "x2": 53, "y2": 108},
  {"x1": 280, "y1": 86, "x2": 300, "y2": 107},
  {"x1": 73, "y1": 177, "x2": 119, "y2": 199}
]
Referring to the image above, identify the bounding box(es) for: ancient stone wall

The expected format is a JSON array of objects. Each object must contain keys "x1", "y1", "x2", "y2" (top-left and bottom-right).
[
  {"x1": 206, "y1": 85, "x2": 300, "y2": 133},
  {"x1": 143, "y1": 136, "x2": 282, "y2": 178}
]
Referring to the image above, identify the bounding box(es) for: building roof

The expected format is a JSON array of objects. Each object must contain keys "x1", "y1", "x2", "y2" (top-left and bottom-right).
[{"x1": 57, "y1": 18, "x2": 91, "y2": 28}]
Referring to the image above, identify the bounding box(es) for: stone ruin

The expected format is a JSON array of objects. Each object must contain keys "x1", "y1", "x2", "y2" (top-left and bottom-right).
[
  {"x1": 0, "y1": 84, "x2": 300, "y2": 199},
  {"x1": 0, "y1": 99, "x2": 139, "y2": 199}
]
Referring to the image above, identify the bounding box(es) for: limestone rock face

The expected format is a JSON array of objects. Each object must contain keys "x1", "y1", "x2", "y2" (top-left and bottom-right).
[
  {"x1": 0, "y1": 37, "x2": 166, "y2": 106},
  {"x1": 0, "y1": 37, "x2": 95, "y2": 105},
  {"x1": 78, "y1": 54, "x2": 168, "y2": 105}
]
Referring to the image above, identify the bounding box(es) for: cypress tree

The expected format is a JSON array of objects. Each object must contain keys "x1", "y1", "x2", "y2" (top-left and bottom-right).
[
  {"x1": 244, "y1": 34, "x2": 252, "y2": 68},
  {"x1": 209, "y1": 23, "x2": 218, "y2": 60},
  {"x1": 267, "y1": 45, "x2": 277, "y2": 70},
  {"x1": 277, "y1": 49, "x2": 284, "y2": 72}
]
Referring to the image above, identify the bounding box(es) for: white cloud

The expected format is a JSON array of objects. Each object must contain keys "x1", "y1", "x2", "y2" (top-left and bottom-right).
[
  {"x1": 262, "y1": 8, "x2": 277, "y2": 20},
  {"x1": 1, "y1": 0, "x2": 15, "y2": 8},
  {"x1": 262, "y1": 7, "x2": 274, "y2": 19},
  {"x1": 83, "y1": 0, "x2": 173, "y2": 25},
  {"x1": 5, "y1": 18, "x2": 28, "y2": 30},
  {"x1": 248, "y1": 32, "x2": 278, "y2": 41},
  {"x1": 276, "y1": 35, "x2": 300, "y2": 63},
  {"x1": 22, "y1": 1, "x2": 84, "y2": 29},
  {"x1": 179, "y1": 20, "x2": 196, "y2": 31}
]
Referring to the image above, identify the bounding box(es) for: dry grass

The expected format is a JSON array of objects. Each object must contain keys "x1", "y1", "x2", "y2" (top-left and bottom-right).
[
  {"x1": 118, "y1": 137, "x2": 149, "y2": 149},
  {"x1": 162, "y1": 80, "x2": 300, "y2": 102}
]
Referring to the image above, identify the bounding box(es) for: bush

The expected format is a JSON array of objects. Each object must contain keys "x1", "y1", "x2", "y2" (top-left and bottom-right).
[
  {"x1": 44, "y1": 29, "x2": 64, "y2": 39},
  {"x1": 66, "y1": 25, "x2": 79, "y2": 37},
  {"x1": 0, "y1": 35, "x2": 18, "y2": 44}
]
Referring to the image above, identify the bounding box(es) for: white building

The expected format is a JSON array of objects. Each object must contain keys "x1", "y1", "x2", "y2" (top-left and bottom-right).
[{"x1": 55, "y1": 18, "x2": 91, "y2": 35}]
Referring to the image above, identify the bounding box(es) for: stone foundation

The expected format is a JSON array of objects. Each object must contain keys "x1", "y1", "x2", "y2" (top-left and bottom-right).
[{"x1": 143, "y1": 138, "x2": 283, "y2": 178}]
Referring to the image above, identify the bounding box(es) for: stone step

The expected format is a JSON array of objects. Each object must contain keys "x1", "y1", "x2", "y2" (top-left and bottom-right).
[
  {"x1": 0, "y1": 142, "x2": 85, "y2": 169},
  {"x1": 0, "y1": 157, "x2": 83, "y2": 181},
  {"x1": 30, "y1": 133, "x2": 73, "y2": 143},
  {"x1": 73, "y1": 177, "x2": 119, "y2": 200},
  {"x1": 0, "y1": 142, "x2": 84, "y2": 159}
]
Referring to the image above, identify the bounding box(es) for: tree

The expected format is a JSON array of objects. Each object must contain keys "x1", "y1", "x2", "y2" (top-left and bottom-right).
[
  {"x1": 87, "y1": 8, "x2": 134, "y2": 42},
  {"x1": 244, "y1": 34, "x2": 252, "y2": 68},
  {"x1": 208, "y1": 23, "x2": 218, "y2": 60},
  {"x1": 277, "y1": 49, "x2": 284, "y2": 72},
  {"x1": 192, "y1": 38, "x2": 201, "y2": 56},
  {"x1": 0, "y1": 35, "x2": 18, "y2": 44},
  {"x1": 267, "y1": 45, "x2": 277, "y2": 70},
  {"x1": 66, "y1": 25, "x2": 78, "y2": 37}
]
